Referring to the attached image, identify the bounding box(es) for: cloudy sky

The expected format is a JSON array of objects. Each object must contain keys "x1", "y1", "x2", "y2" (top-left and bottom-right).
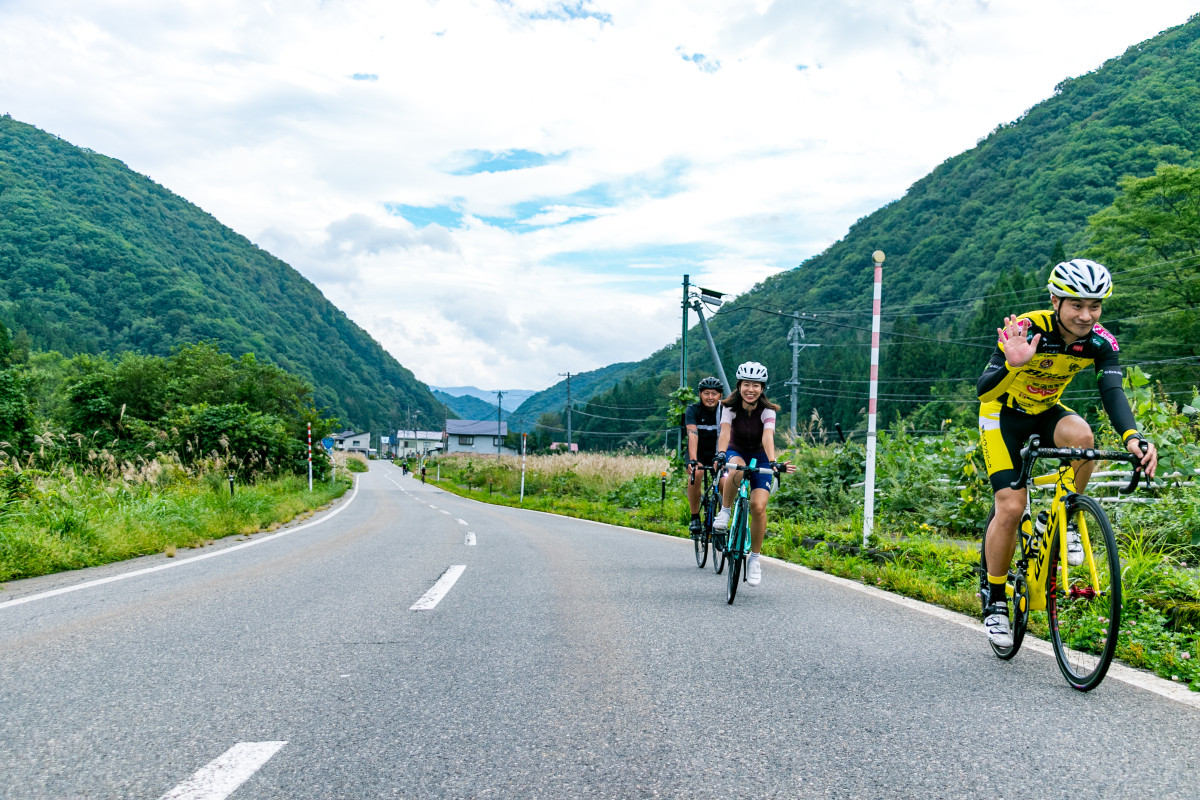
[{"x1": 1, "y1": 1, "x2": 1195, "y2": 391}]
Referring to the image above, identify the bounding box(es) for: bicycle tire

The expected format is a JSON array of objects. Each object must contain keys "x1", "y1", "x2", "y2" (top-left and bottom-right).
[
  {"x1": 693, "y1": 526, "x2": 708, "y2": 568},
  {"x1": 707, "y1": 481, "x2": 726, "y2": 574},
  {"x1": 726, "y1": 500, "x2": 748, "y2": 604},
  {"x1": 726, "y1": 553, "x2": 742, "y2": 604},
  {"x1": 1047, "y1": 495, "x2": 1121, "y2": 691},
  {"x1": 979, "y1": 513, "x2": 1028, "y2": 660}
]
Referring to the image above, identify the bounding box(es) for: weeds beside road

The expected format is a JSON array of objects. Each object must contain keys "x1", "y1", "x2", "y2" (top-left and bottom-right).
[{"x1": 0, "y1": 464, "x2": 352, "y2": 584}]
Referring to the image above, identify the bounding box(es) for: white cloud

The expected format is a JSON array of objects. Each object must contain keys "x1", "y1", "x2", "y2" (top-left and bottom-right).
[{"x1": 1, "y1": 0, "x2": 1196, "y2": 389}]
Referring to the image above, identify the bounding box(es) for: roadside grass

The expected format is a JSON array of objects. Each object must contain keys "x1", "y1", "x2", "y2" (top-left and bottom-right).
[
  {"x1": 428, "y1": 451, "x2": 1200, "y2": 691},
  {"x1": 0, "y1": 470, "x2": 352, "y2": 583}
]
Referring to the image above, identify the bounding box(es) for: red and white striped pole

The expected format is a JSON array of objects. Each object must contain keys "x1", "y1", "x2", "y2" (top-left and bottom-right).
[
  {"x1": 863, "y1": 250, "x2": 885, "y2": 547},
  {"x1": 307, "y1": 422, "x2": 313, "y2": 492}
]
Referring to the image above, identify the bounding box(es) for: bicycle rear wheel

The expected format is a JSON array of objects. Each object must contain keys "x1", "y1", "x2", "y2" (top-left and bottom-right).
[
  {"x1": 707, "y1": 483, "x2": 726, "y2": 574},
  {"x1": 1047, "y1": 495, "x2": 1121, "y2": 691},
  {"x1": 979, "y1": 508, "x2": 1029, "y2": 660},
  {"x1": 693, "y1": 526, "x2": 708, "y2": 568}
]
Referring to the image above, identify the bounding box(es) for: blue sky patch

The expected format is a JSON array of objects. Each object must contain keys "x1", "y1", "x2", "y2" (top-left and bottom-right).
[
  {"x1": 451, "y1": 148, "x2": 564, "y2": 175},
  {"x1": 679, "y1": 50, "x2": 721, "y2": 74},
  {"x1": 385, "y1": 203, "x2": 462, "y2": 229},
  {"x1": 545, "y1": 242, "x2": 718, "y2": 283},
  {"x1": 516, "y1": 1, "x2": 612, "y2": 24}
]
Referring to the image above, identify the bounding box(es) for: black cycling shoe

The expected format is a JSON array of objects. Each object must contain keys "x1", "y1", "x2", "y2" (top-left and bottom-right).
[{"x1": 688, "y1": 518, "x2": 702, "y2": 537}]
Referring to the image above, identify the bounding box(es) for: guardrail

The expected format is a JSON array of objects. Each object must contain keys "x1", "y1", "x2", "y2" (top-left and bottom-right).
[{"x1": 853, "y1": 469, "x2": 1196, "y2": 504}]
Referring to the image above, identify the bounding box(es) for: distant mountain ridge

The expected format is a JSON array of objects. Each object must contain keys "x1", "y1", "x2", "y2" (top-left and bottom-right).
[
  {"x1": 432, "y1": 389, "x2": 509, "y2": 422},
  {"x1": 0, "y1": 115, "x2": 447, "y2": 430},
  {"x1": 429, "y1": 386, "x2": 534, "y2": 412}
]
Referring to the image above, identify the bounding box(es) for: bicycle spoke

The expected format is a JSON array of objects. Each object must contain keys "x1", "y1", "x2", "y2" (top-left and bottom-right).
[{"x1": 1047, "y1": 496, "x2": 1121, "y2": 691}]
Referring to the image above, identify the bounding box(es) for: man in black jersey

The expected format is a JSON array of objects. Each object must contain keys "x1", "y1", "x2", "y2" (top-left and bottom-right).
[
  {"x1": 976, "y1": 258, "x2": 1157, "y2": 647},
  {"x1": 684, "y1": 376, "x2": 724, "y2": 537}
]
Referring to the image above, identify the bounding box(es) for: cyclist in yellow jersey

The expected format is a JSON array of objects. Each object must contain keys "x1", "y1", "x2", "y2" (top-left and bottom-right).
[{"x1": 977, "y1": 258, "x2": 1157, "y2": 647}]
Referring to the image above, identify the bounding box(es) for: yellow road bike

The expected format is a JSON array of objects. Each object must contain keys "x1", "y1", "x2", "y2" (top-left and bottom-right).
[{"x1": 980, "y1": 435, "x2": 1147, "y2": 691}]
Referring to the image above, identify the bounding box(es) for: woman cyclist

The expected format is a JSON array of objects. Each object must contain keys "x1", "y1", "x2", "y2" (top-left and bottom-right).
[{"x1": 712, "y1": 362, "x2": 794, "y2": 587}]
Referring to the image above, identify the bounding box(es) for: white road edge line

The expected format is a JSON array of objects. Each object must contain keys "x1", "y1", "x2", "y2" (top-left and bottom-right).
[
  {"x1": 457, "y1": 518, "x2": 468, "y2": 526},
  {"x1": 473, "y1": 502, "x2": 1200, "y2": 710},
  {"x1": 159, "y1": 741, "x2": 286, "y2": 800},
  {"x1": 771, "y1": 557, "x2": 1200, "y2": 711},
  {"x1": 410, "y1": 565, "x2": 467, "y2": 611},
  {"x1": 0, "y1": 479, "x2": 362, "y2": 612}
]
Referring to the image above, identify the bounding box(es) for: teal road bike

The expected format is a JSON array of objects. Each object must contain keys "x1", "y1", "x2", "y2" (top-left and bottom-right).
[{"x1": 720, "y1": 458, "x2": 783, "y2": 605}]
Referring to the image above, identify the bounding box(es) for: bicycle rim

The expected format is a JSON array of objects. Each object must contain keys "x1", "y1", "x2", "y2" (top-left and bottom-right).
[
  {"x1": 980, "y1": 506, "x2": 1023, "y2": 660},
  {"x1": 693, "y1": 527, "x2": 708, "y2": 568},
  {"x1": 726, "y1": 501, "x2": 748, "y2": 604},
  {"x1": 1047, "y1": 495, "x2": 1121, "y2": 691},
  {"x1": 726, "y1": 554, "x2": 742, "y2": 604},
  {"x1": 712, "y1": 532, "x2": 726, "y2": 574}
]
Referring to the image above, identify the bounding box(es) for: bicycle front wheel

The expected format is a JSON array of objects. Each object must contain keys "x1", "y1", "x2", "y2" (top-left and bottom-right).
[
  {"x1": 1047, "y1": 495, "x2": 1121, "y2": 691},
  {"x1": 726, "y1": 501, "x2": 747, "y2": 604},
  {"x1": 726, "y1": 553, "x2": 742, "y2": 604}
]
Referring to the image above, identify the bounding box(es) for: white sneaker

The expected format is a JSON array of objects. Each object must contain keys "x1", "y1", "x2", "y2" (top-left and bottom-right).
[
  {"x1": 747, "y1": 555, "x2": 762, "y2": 586},
  {"x1": 984, "y1": 602, "x2": 1013, "y2": 648},
  {"x1": 713, "y1": 507, "x2": 731, "y2": 531},
  {"x1": 1066, "y1": 523, "x2": 1084, "y2": 567}
]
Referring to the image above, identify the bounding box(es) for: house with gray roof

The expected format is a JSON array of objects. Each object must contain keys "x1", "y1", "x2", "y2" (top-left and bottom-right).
[{"x1": 443, "y1": 420, "x2": 515, "y2": 456}]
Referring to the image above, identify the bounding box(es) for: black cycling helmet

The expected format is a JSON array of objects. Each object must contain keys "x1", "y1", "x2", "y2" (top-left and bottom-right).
[{"x1": 697, "y1": 376, "x2": 722, "y2": 392}]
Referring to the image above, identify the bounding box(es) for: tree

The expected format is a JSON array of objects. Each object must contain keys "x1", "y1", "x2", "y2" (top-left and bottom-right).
[{"x1": 1086, "y1": 164, "x2": 1200, "y2": 310}]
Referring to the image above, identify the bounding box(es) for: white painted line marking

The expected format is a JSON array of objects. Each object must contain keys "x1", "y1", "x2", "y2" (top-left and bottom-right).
[
  {"x1": 465, "y1": 532, "x2": 476, "y2": 546},
  {"x1": 159, "y1": 741, "x2": 286, "y2": 800},
  {"x1": 0, "y1": 479, "x2": 362, "y2": 612},
  {"x1": 771, "y1": 558, "x2": 1200, "y2": 711},
  {"x1": 440, "y1": 510, "x2": 451, "y2": 515},
  {"x1": 410, "y1": 565, "x2": 467, "y2": 611},
  {"x1": 428, "y1": 505, "x2": 438, "y2": 510},
  {"x1": 457, "y1": 518, "x2": 468, "y2": 526}
]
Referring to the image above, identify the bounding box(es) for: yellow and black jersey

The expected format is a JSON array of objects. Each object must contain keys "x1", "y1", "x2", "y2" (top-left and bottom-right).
[{"x1": 976, "y1": 310, "x2": 1138, "y2": 441}]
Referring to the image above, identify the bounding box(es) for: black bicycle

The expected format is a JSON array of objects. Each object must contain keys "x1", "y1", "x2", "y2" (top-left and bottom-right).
[{"x1": 689, "y1": 464, "x2": 722, "y2": 569}]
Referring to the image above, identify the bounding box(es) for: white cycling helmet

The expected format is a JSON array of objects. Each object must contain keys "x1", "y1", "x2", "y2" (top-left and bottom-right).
[
  {"x1": 1048, "y1": 258, "x2": 1113, "y2": 300},
  {"x1": 735, "y1": 361, "x2": 769, "y2": 383}
]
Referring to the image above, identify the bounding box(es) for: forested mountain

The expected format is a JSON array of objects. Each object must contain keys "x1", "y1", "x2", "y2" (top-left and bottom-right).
[
  {"x1": 0, "y1": 116, "x2": 446, "y2": 431},
  {"x1": 539, "y1": 14, "x2": 1200, "y2": 446},
  {"x1": 506, "y1": 361, "x2": 640, "y2": 434},
  {"x1": 433, "y1": 389, "x2": 507, "y2": 423}
]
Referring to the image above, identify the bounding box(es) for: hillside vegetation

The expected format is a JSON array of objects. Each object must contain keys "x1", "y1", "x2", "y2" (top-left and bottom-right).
[
  {"x1": 0, "y1": 115, "x2": 445, "y2": 431},
  {"x1": 519, "y1": 16, "x2": 1200, "y2": 447}
]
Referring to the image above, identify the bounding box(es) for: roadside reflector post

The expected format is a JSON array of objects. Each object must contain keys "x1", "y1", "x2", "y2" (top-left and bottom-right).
[
  {"x1": 863, "y1": 249, "x2": 885, "y2": 548},
  {"x1": 520, "y1": 434, "x2": 528, "y2": 504}
]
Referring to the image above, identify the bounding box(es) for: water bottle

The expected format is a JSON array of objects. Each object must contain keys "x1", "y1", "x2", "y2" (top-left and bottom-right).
[{"x1": 1031, "y1": 510, "x2": 1049, "y2": 555}]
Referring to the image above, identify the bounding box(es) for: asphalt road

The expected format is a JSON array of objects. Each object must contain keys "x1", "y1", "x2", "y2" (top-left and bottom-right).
[{"x1": 1, "y1": 461, "x2": 1197, "y2": 799}]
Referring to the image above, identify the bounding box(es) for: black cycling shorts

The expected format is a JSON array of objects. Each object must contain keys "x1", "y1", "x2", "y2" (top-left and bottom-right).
[{"x1": 978, "y1": 400, "x2": 1078, "y2": 493}]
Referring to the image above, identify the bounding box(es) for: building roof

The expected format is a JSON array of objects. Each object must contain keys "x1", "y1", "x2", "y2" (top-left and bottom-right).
[
  {"x1": 394, "y1": 429, "x2": 444, "y2": 440},
  {"x1": 445, "y1": 420, "x2": 508, "y2": 436}
]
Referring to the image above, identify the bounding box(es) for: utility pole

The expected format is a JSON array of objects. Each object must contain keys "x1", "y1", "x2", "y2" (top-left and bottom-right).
[
  {"x1": 495, "y1": 390, "x2": 504, "y2": 455},
  {"x1": 689, "y1": 298, "x2": 731, "y2": 395},
  {"x1": 558, "y1": 372, "x2": 572, "y2": 449},
  {"x1": 785, "y1": 315, "x2": 820, "y2": 438},
  {"x1": 681, "y1": 274, "x2": 689, "y2": 390}
]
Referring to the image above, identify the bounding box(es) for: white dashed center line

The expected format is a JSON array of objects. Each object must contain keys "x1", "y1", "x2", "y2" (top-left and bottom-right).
[
  {"x1": 410, "y1": 565, "x2": 467, "y2": 611},
  {"x1": 159, "y1": 741, "x2": 286, "y2": 800}
]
